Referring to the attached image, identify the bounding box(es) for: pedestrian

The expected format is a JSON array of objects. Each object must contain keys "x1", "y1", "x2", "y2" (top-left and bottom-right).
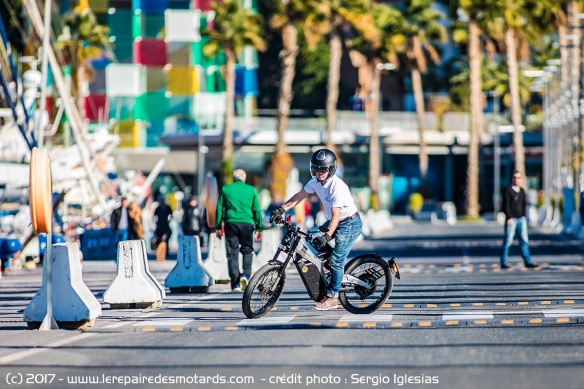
[
  {"x1": 127, "y1": 201, "x2": 144, "y2": 240},
  {"x1": 153, "y1": 196, "x2": 173, "y2": 261},
  {"x1": 110, "y1": 196, "x2": 129, "y2": 241},
  {"x1": 500, "y1": 171, "x2": 538, "y2": 269},
  {"x1": 270, "y1": 149, "x2": 362, "y2": 310},
  {"x1": 182, "y1": 196, "x2": 203, "y2": 237},
  {"x1": 215, "y1": 169, "x2": 263, "y2": 292}
]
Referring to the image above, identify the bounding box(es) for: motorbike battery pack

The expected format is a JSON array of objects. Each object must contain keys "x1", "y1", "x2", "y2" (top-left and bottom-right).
[{"x1": 294, "y1": 256, "x2": 327, "y2": 301}]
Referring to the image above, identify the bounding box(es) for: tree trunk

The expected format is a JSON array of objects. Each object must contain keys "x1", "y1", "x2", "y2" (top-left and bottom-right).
[
  {"x1": 325, "y1": 23, "x2": 342, "y2": 153},
  {"x1": 269, "y1": 21, "x2": 298, "y2": 200},
  {"x1": 411, "y1": 68, "x2": 427, "y2": 181},
  {"x1": 465, "y1": 18, "x2": 483, "y2": 219},
  {"x1": 222, "y1": 48, "x2": 236, "y2": 180},
  {"x1": 505, "y1": 27, "x2": 525, "y2": 177},
  {"x1": 368, "y1": 61, "x2": 382, "y2": 210},
  {"x1": 275, "y1": 22, "x2": 297, "y2": 155}
]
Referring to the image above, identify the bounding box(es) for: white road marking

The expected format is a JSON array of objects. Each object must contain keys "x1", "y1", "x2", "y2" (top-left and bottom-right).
[
  {"x1": 339, "y1": 314, "x2": 393, "y2": 322},
  {"x1": 543, "y1": 309, "x2": 584, "y2": 318},
  {"x1": 0, "y1": 333, "x2": 97, "y2": 365},
  {"x1": 442, "y1": 311, "x2": 494, "y2": 320},
  {"x1": 132, "y1": 319, "x2": 194, "y2": 327},
  {"x1": 237, "y1": 316, "x2": 295, "y2": 326}
]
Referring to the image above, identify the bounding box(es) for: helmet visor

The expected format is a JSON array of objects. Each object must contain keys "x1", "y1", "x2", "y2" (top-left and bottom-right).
[{"x1": 310, "y1": 163, "x2": 332, "y2": 176}]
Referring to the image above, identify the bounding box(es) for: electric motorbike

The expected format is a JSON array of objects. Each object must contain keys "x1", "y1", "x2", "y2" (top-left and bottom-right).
[{"x1": 242, "y1": 215, "x2": 400, "y2": 319}]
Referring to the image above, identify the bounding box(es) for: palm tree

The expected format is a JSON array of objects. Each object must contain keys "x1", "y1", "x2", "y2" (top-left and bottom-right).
[
  {"x1": 400, "y1": 0, "x2": 446, "y2": 184},
  {"x1": 484, "y1": 0, "x2": 536, "y2": 178},
  {"x1": 454, "y1": 0, "x2": 490, "y2": 218},
  {"x1": 202, "y1": 0, "x2": 266, "y2": 184},
  {"x1": 347, "y1": 3, "x2": 406, "y2": 210},
  {"x1": 305, "y1": 0, "x2": 379, "y2": 155},
  {"x1": 265, "y1": 0, "x2": 313, "y2": 200},
  {"x1": 56, "y1": 10, "x2": 109, "y2": 108}
]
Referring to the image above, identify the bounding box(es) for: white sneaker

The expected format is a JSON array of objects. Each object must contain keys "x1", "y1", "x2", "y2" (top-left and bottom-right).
[{"x1": 232, "y1": 286, "x2": 243, "y2": 293}]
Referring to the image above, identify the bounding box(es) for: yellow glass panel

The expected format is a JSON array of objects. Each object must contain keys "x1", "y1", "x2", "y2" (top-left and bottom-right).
[{"x1": 167, "y1": 66, "x2": 199, "y2": 96}]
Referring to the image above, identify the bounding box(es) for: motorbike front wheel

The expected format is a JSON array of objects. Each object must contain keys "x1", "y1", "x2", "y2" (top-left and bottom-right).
[
  {"x1": 339, "y1": 255, "x2": 392, "y2": 314},
  {"x1": 242, "y1": 263, "x2": 286, "y2": 319}
]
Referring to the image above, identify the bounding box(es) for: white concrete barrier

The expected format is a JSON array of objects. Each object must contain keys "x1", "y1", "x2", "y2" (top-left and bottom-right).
[
  {"x1": 202, "y1": 233, "x2": 230, "y2": 282},
  {"x1": 103, "y1": 240, "x2": 165, "y2": 309},
  {"x1": 165, "y1": 236, "x2": 213, "y2": 292},
  {"x1": 366, "y1": 210, "x2": 393, "y2": 236},
  {"x1": 359, "y1": 212, "x2": 372, "y2": 237},
  {"x1": 23, "y1": 243, "x2": 101, "y2": 329},
  {"x1": 252, "y1": 229, "x2": 281, "y2": 273}
]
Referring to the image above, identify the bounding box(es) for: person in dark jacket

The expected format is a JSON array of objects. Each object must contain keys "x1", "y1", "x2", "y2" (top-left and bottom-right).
[
  {"x1": 154, "y1": 196, "x2": 173, "y2": 258},
  {"x1": 182, "y1": 197, "x2": 203, "y2": 237},
  {"x1": 500, "y1": 171, "x2": 538, "y2": 269},
  {"x1": 215, "y1": 169, "x2": 263, "y2": 292},
  {"x1": 110, "y1": 197, "x2": 129, "y2": 241}
]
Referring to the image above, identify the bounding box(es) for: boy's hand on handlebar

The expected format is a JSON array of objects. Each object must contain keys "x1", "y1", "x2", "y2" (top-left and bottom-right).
[
  {"x1": 312, "y1": 233, "x2": 331, "y2": 247},
  {"x1": 270, "y1": 207, "x2": 285, "y2": 223}
]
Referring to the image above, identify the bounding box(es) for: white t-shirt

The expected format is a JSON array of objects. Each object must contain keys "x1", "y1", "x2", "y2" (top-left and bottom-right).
[{"x1": 303, "y1": 175, "x2": 358, "y2": 220}]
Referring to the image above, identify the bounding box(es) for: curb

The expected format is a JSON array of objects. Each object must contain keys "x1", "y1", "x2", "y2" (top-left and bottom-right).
[{"x1": 84, "y1": 316, "x2": 584, "y2": 333}]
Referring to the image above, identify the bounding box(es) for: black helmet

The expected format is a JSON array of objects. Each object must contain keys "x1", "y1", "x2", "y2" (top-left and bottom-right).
[{"x1": 310, "y1": 149, "x2": 337, "y2": 182}]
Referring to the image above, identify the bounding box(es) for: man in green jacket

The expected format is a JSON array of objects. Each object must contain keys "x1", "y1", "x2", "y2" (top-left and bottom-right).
[{"x1": 215, "y1": 169, "x2": 263, "y2": 292}]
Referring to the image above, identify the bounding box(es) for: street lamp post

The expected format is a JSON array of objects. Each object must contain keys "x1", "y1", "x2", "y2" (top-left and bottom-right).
[
  {"x1": 490, "y1": 91, "x2": 501, "y2": 218},
  {"x1": 197, "y1": 130, "x2": 208, "y2": 197}
]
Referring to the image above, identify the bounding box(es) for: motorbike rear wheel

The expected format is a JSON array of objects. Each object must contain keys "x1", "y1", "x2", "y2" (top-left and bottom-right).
[
  {"x1": 242, "y1": 263, "x2": 286, "y2": 319},
  {"x1": 339, "y1": 255, "x2": 392, "y2": 314}
]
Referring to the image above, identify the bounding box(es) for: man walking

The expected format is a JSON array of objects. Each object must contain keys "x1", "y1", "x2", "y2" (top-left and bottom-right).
[
  {"x1": 215, "y1": 169, "x2": 263, "y2": 292},
  {"x1": 110, "y1": 197, "x2": 129, "y2": 241},
  {"x1": 500, "y1": 171, "x2": 538, "y2": 269}
]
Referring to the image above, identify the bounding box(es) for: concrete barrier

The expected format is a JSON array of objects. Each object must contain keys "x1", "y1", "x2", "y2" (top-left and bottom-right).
[
  {"x1": 202, "y1": 234, "x2": 230, "y2": 282},
  {"x1": 103, "y1": 240, "x2": 165, "y2": 309},
  {"x1": 366, "y1": 210, "x2": 393, "y2": 236},
  {"x1": 359, "y1": 212, "x2": 372, "y2": 238},
  {"x1": 165, "y1": 236, "x2": 213, "y2": 293},
  {"x1": 23, "y1": 243, "x2": 101, "y2": 330},
  {"x1": 252, "y1": 229, "x2": 281, "y2": 273}
]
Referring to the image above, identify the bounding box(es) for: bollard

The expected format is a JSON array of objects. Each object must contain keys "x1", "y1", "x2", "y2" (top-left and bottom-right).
[
  {"x1": 359, "y1": 212, "x2": 372, "y2": 238},
  {"x1": 202, "y1": 233, "x2": 230, "y2": 283},
  {"x1": 366, "y1": 210, "x2": 393, "y2": 236},
  {"x1": 165, "y1": 236, "x2": 213, "y2": 293},
  {"x1": 103, "y1": 240, "x2": 165, "y2": 309},
  {"x1": 252, "y1": 229, "x2": 281, "y2": 274},
  {"x1": 23, "y1": 243, "x2": 101, "y2": 330}
]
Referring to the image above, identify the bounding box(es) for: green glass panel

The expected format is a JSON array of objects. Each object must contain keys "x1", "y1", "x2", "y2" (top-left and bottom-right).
[
  {"x1": 192, "y1": 39, "x2": 208, "y2": 67},
  {"x1": 135, "y1": 92, "x2": 169, "y2": 121},
  {"x1": 108, "y1": 9, "x2": 133, "y2": 39},
  {"x1": 132, "y1": 12, "x2": 141, "y2": 38},
  {"x1": 111, "y1": 37, "x2": 133, "y2": 63},
  {"x1": 205, "y1": 70, "x2": 215, "y2": 92},
  {"x1": 108, "y1": 96, "x2": 136, "y2": 121}
]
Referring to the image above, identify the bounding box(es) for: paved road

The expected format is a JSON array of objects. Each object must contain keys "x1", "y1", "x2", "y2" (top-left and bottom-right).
[{"x1": 1, "y1": 219, "x2": 583, "y2": 389}]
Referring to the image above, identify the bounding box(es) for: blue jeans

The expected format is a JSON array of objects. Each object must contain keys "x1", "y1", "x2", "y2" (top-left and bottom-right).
[
  {"x1": 323, "y1": 216, "x2": 362, "y2": 298},
  {"x1": 500, "y1": 217, "x2": 533, "y2": 266}
]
